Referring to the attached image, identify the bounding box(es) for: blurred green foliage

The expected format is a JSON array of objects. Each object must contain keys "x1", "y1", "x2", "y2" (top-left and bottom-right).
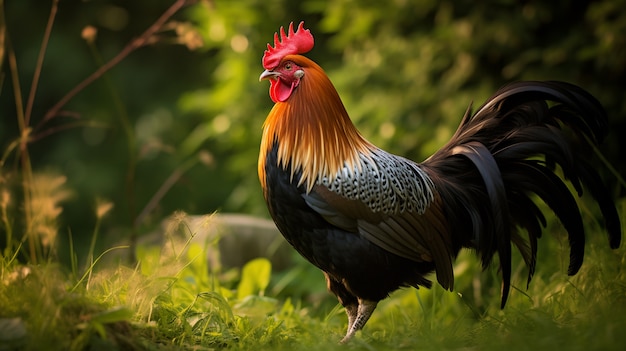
[{"x1": 1, "y1": 0, "x2": 624, "y2": 260}]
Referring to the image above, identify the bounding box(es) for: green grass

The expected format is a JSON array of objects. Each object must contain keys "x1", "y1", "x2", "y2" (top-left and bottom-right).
[{"x1": 1, "y1": 203, "x2": 625, "y2": 351}]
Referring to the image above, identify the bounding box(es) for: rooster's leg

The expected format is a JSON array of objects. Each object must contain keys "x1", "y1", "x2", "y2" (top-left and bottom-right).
[
  {"x1": 340, "y1": 299, "x2": 378, "y2": 343},
  {"x1": 344, "y1": 303, "x2": 358, "y2": 331}
]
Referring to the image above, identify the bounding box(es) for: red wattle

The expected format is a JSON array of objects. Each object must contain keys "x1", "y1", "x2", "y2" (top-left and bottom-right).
[{"x1": 269, "y1": 79, "x2": 296, "y2": 103}]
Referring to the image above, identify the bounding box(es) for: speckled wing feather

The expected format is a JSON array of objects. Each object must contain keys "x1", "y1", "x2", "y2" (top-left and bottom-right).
[{"x1": 303, "y1": 149, "x2": 456, "y2": 290}]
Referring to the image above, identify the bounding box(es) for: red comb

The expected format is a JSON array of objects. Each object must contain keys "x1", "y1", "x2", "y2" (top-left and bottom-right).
[{"x1": 263, "y1": 21, "x2": 314, "y2": 70}]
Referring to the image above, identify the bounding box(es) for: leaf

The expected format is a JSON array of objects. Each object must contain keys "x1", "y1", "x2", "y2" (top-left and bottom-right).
[
  {"x1": 232, "y1": 295, "x2": 278, "y2": 318},
  {"x1": 135, "y1": 245, "x2": 162, "y2": 276},
  {"x1": 236, "y1": 258, "x2": 272, "y2": 300},
  {"x1": 77, "y1": 307, "x2": 134, "y2": 339},
  {"x1": 91, "y1": 306, "x2": 134, "y2": 325}
]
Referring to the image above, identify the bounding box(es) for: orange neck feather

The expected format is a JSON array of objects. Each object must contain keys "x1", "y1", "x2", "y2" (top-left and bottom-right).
[{"x1": 258, "y1": 55, "x2": 374, "y2": 192}]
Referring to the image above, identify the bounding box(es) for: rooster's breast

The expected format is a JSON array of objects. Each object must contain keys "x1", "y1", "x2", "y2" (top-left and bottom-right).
[{"x1": 262, "y1": 142, "x2": 437, "y2": 301}]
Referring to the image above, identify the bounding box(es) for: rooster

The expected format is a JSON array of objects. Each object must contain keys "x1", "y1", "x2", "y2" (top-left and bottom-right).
[{"x1": 257, "y1": 22, "x2": 621, "y2": 342}]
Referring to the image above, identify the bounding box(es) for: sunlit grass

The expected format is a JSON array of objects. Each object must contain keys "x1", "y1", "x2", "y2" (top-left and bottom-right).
[{"x1": 1, "y1": 201, "x2": 624, "y2": 350}]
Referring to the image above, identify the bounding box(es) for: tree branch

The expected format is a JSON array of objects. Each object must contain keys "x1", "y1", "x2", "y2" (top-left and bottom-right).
[
  {"x1": 35, "y1": 0, "x2": 197, "y2": 132},
  {"x1": 24, "y1": 0, "x2": 58, "y2": 127}
]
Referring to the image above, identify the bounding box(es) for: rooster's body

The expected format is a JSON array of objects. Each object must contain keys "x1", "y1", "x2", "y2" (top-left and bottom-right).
[{"x1": 258, "y1": 22, "x2": 621, "y2": 342}]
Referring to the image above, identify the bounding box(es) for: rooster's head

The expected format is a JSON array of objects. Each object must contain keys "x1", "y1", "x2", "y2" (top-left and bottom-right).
[{"x1": 259, "y1": 22, "x2": 314, "y2": 103}]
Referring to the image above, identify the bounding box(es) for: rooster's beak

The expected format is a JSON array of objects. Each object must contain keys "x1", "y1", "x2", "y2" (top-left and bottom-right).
[{"x1": 259, "y1": 69, "x2": 279, "y2": 81}]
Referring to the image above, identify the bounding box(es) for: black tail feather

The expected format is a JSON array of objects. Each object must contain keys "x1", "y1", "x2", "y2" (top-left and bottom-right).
[
  {"x1": 509, "y1": 194, "x2": 544, "y2": 287},
  {"x1": 510, "y1": 160, "x2": 586, "y2": 275},
  {"x1": 424, "y1": 81, "x2": 621, "y2": 306},
  {"x1": 451, "y1": 141, "x2": 512, "y2": 307}
]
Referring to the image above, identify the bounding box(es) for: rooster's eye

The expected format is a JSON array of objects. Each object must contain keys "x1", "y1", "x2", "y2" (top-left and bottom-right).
[{"x1": 285, "y1": 63, "x2": 292, "y2": 70}]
